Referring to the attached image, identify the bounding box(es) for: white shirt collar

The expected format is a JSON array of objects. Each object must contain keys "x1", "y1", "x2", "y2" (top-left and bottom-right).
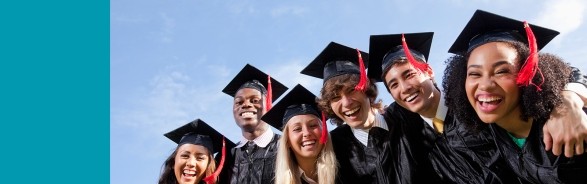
[
  {"x1": 351, "y1": 113, "x2": 388, "y2": 146},
  {"x1": 298, "y1": 167, "x2": 318, "y2": 184},
  {"x1": 236, "y1": 128, "x2": 274, "y2": 148},
  {"x1": 420, "y1": 92, "x2": 448, "y2": 130}
]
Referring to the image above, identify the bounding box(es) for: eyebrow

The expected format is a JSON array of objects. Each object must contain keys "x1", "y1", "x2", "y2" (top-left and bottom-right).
[{"x1": 467, "y1": 61, "x2": 510, "y2": 70}]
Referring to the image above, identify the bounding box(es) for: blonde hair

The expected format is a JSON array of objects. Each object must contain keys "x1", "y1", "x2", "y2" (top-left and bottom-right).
[{"x1": 274, "y1": 119, "x2": 338, "y2": 184}]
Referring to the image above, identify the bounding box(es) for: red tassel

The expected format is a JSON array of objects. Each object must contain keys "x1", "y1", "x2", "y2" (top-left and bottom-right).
[
  {"x1": 516, "y1": 21, "x2": 544, "y2": 91},
  {"x1": 203, "y1": 138, "x2": 226, "y2": 184},
  {"x1": 319, "y1": 111, "x2": 328, "y2": 144},
  {"x1": 266, "y1": 75, "x2": 273, "y2": 110},
  {"x1": 402, "y1": 33, "x2": 431, "y2": 73},
  {"x1": 354, "y1": 49, "x2": 368, "y2": 92}
]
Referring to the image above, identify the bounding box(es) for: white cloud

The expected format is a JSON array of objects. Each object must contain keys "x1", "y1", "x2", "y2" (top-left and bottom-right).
[
  {"x1": 159, "y1": 12, "x2": 176, "y2": 43},
  {"x1": 270, "y1": 6, "x2": 308, "y2": 17},
  {"x1": 267, "y1": 59, "x2": 322, "y2": 96},
  {"x1": 534, "y1": 0, "x2": 585, "y2": 45}
]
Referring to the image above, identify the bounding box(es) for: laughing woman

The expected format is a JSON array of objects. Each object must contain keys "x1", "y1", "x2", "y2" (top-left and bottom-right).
[
  {"x1": 159, "y1": 119, "x2": 232, "y2": 184},
  {"x1": 444, "y1": 10, "x2": 587, "y2": 183},
  {"x1": 262, "y1": 84, "x2": 337, "y2": 184}
]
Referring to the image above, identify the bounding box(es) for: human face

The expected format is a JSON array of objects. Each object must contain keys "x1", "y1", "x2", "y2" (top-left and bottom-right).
[
  {"x1": 287, "y1": 114, "x2": 324, "y2": 160},
  {"x1": 466, "y1": 42, "x2": 521, "y2": 124},
  {"x1": 173, "y1": 144, "x2": 210, "y2": 184},
  {"x1": 329, "y1": 87, "x2": 372, "y2": 129},
  {"x1": 233, "y1": 88, "x2": 266, "y2": 131},
  {"x1": 385, "y1": 62, "x2": 439, "y2": 116}
]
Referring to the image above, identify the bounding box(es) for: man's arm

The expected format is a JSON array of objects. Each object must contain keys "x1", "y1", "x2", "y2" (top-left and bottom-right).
[{"x1": 543, "y1": 67, "x2": 587, "y2": 157}]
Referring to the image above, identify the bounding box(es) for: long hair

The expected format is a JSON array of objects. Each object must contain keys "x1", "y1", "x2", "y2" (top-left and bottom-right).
[
  {"x1": 443, "y1": 40, "x2": 571, "y2": 130},
  {"x1": 274, "y1": 119, "x2": 338, "y2": 184},
  {"x1": 317, "y1": 74, "x2": 382, "y2": 126},
  {"x1": 158, "y1": 146, "x2": 218, "y2": 184}
]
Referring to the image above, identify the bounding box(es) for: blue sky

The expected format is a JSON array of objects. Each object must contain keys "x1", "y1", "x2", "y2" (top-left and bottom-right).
[{"x1": 111, "y1": 1, "x2": 587, "y2": 183}]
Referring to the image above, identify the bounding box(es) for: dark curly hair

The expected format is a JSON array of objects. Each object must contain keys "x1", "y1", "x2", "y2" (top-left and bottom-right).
[
  {"x1": 316, "y1": 74, "x2": 381, "y2": 126},
  {"x1": 443, "y1": 40, "x2": 571, "y2": 131}
]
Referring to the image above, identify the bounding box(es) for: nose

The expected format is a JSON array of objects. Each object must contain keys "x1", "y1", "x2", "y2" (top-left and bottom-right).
[
  {"x1": 477, "y1": 76, "x2": 495, "y2": 91},
  {"x1": 241, "y1": 100, "x2": 253, "y2": 108},
  {"x1": 399, "y1": 81, "x2": 413, "y2": 94},
  {"x1": 340, "y1": 95, "x2": 353, "y2": 106},
  {"x1": 302, "y1": 126, "x2": 311, "y2": 138},
  {"x1": 186, "y1": 156, "x2": 197, "y2": 167}
]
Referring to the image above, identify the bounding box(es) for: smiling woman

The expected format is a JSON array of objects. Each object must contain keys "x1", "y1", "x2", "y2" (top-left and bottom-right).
[
  {"x1": 262, "y1": 84, "x2": 337, "y2": 184},
  {"x1": 159, "y1": 119, "x2": 233, "y2": 184},
  {"x1": 443, "y1": 10, "x2": 587, "y2": 183}
]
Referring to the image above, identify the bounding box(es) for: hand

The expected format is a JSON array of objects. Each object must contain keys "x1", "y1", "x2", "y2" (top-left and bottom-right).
[{"x1": 543, "y1": 91, "x2": 587, "y2": 157}]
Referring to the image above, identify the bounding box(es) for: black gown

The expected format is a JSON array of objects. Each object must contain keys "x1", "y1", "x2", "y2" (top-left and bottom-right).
[
  {"x1": 226, "y1": 134, "x2": 280, "y2": 184},
  {"x1": 331, "y1": 103, "x2": 441, "y2": 184},
  {"x1": 490, "y1": 118, "x2": 587, "y2": 184},
  {"x1": 386, "y1": 102, "x2": 521, "y2": 184}
]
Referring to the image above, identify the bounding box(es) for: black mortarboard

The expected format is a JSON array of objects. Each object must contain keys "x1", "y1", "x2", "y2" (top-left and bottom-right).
[
  {"x1": 301, "y1": 42, "x2": 369, "y2": 82},
  {"x1": 261, "y1": 84, "x2": 321, "y2": 129},
  {"x1": 164, "y1": 119, "x2": 236, "y2": 154},
  {"x1": 222, "y1": 64, "x2": 288, "y2": 102},
  {"x1": 448, "y1": 9, "x2": 559, "y2": 54},
  {"x1": 368, "y1": 32, "x2": 434, "y2": 82},
  {"x1": 261, "y1": 84, "x2": 329, "y2": 143}
]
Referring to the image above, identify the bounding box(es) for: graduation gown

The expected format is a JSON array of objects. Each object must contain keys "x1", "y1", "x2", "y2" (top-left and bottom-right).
[
  {"x1": 228, "y1": 134, "x2": 280, "y2": 184},
  {"x1": 330, "y1": 124, "x2": 395, "y2": 184},
  {"x1": 330, "y1": 103, "x2": 441, "y2": 184},
  {"x1": 489, "y1": 119, "x2": 587, "y2": 184},
  {"x1": 386, "y1": 102, "x2": 520, "y2": 184}
]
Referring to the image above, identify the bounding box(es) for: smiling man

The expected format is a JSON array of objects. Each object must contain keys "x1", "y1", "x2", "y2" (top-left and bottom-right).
[{"x1": 221, "y1": 64, "x2": 288, "y2": 184}]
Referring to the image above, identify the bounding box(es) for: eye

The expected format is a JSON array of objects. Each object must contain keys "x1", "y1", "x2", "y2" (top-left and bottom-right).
[
  {"x1": 251, "y1": 98, "x2": 261, "y2": 104},
  {"x1": 331, "y1": 95, "x2": 341, "y2": 102},
  {"x1": 292, "y1": 126, "x2": 302, "y2": 132},
  {"x1": 180, "y1": 154, "x2": 189, "y2": 159},
  {"x1": 405, "y1": 72, "x2": 416, "y2": 79},
  {"x1": 495, "y1": 68, "x2": 511, "y2": 75},
  {"x1": 467, "y1": 71, "x2": 481, "y2": 77},
  {"x1": 235, "y1": 99, "x2": 243, "y2": 105},
  {"x1": 389, "y1": 82, "x2": 398, "y2": 89},
  {"x1": 197, "y1": 155, "x2": 207, "y2": 161}
]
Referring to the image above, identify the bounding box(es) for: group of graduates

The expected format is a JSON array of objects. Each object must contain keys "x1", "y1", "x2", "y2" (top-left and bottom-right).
[{"x1": 157, "y1": 10, "x2": 587, "y2": 184}]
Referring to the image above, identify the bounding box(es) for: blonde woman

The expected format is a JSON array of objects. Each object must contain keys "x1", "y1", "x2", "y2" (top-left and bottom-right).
[{"x1": 262, "y1": 84, "x2": 338, "y2": 184}]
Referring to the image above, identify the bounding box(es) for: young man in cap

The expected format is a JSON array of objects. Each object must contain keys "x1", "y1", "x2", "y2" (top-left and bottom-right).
[
  {"x1": 302, "y1": 42, "x2": 441, "y2": 183},
  {"x1": 222, "y1": 64, "x2": 288, "y2": 184},
  {"x1": 369, "y1": 25, "x2": 587, "y2": 183}
]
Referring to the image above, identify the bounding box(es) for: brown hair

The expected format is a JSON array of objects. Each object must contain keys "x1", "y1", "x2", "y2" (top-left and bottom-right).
[{"x1": 317, "y1": 74, "x2": 381, "y2": 126}]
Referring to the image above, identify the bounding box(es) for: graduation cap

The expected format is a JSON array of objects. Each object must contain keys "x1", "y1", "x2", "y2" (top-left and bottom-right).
[
  {"x1": 301, "y1": 42, "x2": 370, "y2": 92},
  {"x1": 164, "y1": 119, "x2": 236, "y2": 183},
  {"x1": 448, "y1": 9, "x2": 559, "y2": 54},
  {"x1": 261, "y1": 84, "x2": 329, "y2": 144},
  {"x1": 222, "y1": 64, "x2": 288, "y2": 110},
  {"x1": 368, "y1": 32, "x2": 434, "y2": 82},
  {"x1": 448, "y1": 9, "x2": 560, "y2": 90}
]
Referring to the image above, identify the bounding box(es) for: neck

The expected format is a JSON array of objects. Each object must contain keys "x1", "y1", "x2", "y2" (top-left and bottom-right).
[
  {"x1": 421, "y1": 89, "x2": 441, "y2": 118},
  {"x1": 495, "y1": 106, "x2": 532, "y2": 138},
  {"x1": 360, "y1": 108, "x2": 377, "y2": 130},
  {"x1": 297, "y1": 156, "x2": 318, "y2": 181},
  {"x1": 242, "y1": 123, "x2": 268, "y2": 140}
]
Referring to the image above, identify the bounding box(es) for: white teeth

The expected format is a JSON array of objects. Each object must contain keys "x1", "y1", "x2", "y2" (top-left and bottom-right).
[
  {"x1": 302, "y1": 140, "x2": 316, "y2": 147},
  {"x1": 241, "y1": 112, "x2": 255, "y2": 117},
  {"x1": 183, "y1": 170, "x2": 196, "y2": 175},
  {"x1": 344, "y1": 107, "x2": 360, "y2": 116},
  {"x1": 405, "y1": 93, "x2": 418, "y2": 102},
  {"x1": 478, "y1": 97, "x2": 501, "y2": 102}
]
